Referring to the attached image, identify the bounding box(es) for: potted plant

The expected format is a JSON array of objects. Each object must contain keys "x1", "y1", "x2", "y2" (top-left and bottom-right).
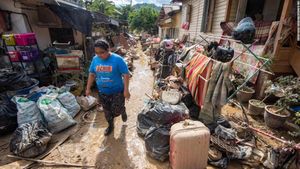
[
  {"x1": 264, "y1": 76, "x2": 300, "y2": 129},
  {"x1": 237, "y1": 86, "x2": 255, "y2": 103},
  {"x1": 248, "y1": 99, "x2": 266, "y2": 116}
]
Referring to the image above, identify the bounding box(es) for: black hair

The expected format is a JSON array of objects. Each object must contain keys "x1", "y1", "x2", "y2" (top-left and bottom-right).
[{"x1": 94, "y1": 39, "x2": 110, "y2": 51}]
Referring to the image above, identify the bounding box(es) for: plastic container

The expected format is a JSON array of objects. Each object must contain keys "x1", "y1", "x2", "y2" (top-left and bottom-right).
[
  {"x1": 170, "y1": 120, "x2": 210, "y2": 169},
  {"x1": 20, "y1": 48, "x2": 39, "y2": 61},
  {"x1": 2, "y1": 34, "x2": 16, "y2": 46},
  {"x1": 14, "y1": 33, "x2": 37, "y2": 46},
  {"x1": 8, "y1": 51, "x2": 21, "y2": 62}
]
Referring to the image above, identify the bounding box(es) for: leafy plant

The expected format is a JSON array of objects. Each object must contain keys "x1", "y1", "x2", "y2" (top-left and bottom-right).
[
  {"x1": 265, "y1": 76, "x2": 300, "y2": 108},
  {"x1": 294, "y1": 111, "x2": 300, "y2": 126}
]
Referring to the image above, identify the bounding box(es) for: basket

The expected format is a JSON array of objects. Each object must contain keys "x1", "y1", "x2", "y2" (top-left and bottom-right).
[
  {"x1": 20, "y1": 48, "x2": 39, "y2": 61},
  {"x1": 14, "y1": 33, "x2": 37, "y2": 46},
  {"x1": 2, "y1": 34, "x2": 16, "y2": 46},
  {"x1": 8, "y1": 51, "x2": 21, "y2": 62}
]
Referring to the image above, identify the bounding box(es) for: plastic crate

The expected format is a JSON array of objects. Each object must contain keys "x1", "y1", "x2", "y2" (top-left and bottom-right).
[
  {"x1": 2, "y1": 34, "x2": 16, "y2": 46},
  {"x1": 8, "y1": 51, "x2": 21, "y2": 62},
  {"x1": 20, "y1": 48, "x2": 39, "y2": 61},
  {"x1": 14, "y1": 33, "x2": 37, "y2": 46}
]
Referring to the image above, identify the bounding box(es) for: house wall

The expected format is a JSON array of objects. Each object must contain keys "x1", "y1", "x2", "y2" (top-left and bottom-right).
[
  {"x1": 1, "y1": 0, "x2": 83, "y2": 50},
  {"x1": 0, "y1": 0, "x2": 29, "y2": 33},
  {"x1": 179, "y1": 0, "x2": 205, "y2": 41},
  {"x1": 263, "y1": 0, "x2": 281, "y2": 21},
  {"x1": 211, "y1": 0, "x2": 228, "y2": 35}
]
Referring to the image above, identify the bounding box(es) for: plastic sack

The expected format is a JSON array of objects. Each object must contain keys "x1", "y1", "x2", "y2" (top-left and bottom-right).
[
  {"x1": 76, "y1": 96, "x2": 97, "y2": 111},
  {"x1": 232, "y1": 17, "x2": 256, "y2": 44},
  {"x1": 37, "y1": 93, "x2": 76, "y2": 133},
  {"x1": 13, "y1": 96, "x2": 41, "y2": 126},
  {"x1": 0, "y1": 94, "x2": 17, "y2": 134},
  {"x1": 10, "y1": 121, "x2": 52, "y2": 157},
  {"x1": 57, "y1": 91, "x2": 81, "y2": 117},
  {"x1": 145, "y1": 126, "x2": 170, "y2": 162},
  {"x1": 145, "y1": 101, "x2": 188, "y2": 125}
]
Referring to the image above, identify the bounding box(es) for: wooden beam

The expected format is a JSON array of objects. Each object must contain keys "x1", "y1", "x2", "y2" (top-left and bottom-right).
[
  {"x1": 225, "y1": 0, "x2": 232, "y2": 21},
  {"x1": 272, "y1": 0, "x2": 293, "y2": 58}
]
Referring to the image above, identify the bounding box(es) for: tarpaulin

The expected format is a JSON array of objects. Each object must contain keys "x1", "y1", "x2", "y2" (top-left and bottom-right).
[{"x1": 47, "y1": 4, "x2": 92, "y2": 35}]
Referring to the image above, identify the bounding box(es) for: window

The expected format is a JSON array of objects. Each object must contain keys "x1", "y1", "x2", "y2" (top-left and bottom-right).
[{"x1": 49, "y1": 28, "x2": 75, "y2": 45}]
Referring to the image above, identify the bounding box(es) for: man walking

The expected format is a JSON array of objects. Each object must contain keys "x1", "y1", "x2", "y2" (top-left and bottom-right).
[{"x1": 86, "y1": 39, "x2": 130, "y2": 136}]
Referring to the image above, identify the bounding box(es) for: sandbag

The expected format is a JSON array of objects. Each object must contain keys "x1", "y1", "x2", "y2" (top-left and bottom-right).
[
  {"x1": 145, "y1": 101, "x2": 188, "y2": 125},
  {"x1": 0, "y1": 94, "x2": 17, "y2": 134},
  {"x1": 76, "y1": 96, "x2": 97, "y2": 111},
  {"x1": 145, "y1": 126, "x2": 170, "y2": 162},
  {"x1": 10, "y1": 121, "x2": 52, "y2": 158},
  {"x1": 232, "y1": 17, "x2": 256, "y2": 44},
  {"x1": 37, "y1": 94, "x2": 76, "y2": 133},
  {"x1": 57, "y1": 91, "x2": 81, "y2": 117},
  {"x1": 13, "y1": 96, "x2": 41, "y2": 126}
]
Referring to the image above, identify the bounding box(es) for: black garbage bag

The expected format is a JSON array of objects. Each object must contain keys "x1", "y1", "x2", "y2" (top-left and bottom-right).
[
  {"x1": 10, "y1": 121, "x2": 52, "y2": 158},
  {"x1": 0, "y1": 94, "x2": 17, "y2": 135},
  {"x1": 180, "y1": 86, "x2": 200, "y2": 119},
  {"x1": 145, "y1": 126, "x2": 170, "y2": 162},
  {"x1": 212, "y1": 46, "x2": 234, "y2": 62},
  {"x1": 145, "y1": 101, "x2": 188, "y2": 125},
  {"x1": 137, "y1": 113, "x2": 156, "y2": 137},
  {"x1": 0, "y1": 68, "x2": 34, "y2": 92},
  {"x1": 232, "y1": 17, "x2": 256, "y2": 44}
]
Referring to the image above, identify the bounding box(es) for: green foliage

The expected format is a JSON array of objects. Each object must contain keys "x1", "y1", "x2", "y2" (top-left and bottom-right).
[
  {"x1": 128, "y1": 6, "x2": 159, "y2": 34},
  {"x1": 294, "y1": 111, "x2": 300, "y2": 126},
  {"x1": 132, "y1": 3, "x2": 160, "y2": 11},
  {"x1": 116, "y1": 5, "x2": 134, "y2": 21},
  {"x1": 87, "y1": 0, "x2": 117, "y2": 17},
  {"x1": 266, "y1": 76, "x2": 300, "y2": 108}
]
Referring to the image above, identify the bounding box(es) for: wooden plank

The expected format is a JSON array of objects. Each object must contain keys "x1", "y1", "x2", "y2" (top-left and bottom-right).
[
  {"x1": 8, "y1": 155, "x2": 95, "y2": 168},
  {"x1": 272, "y1": 0, "x2": 293, "y2": 57}
]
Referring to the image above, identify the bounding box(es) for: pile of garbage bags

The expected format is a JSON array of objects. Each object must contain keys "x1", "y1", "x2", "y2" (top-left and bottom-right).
[
  {"x1": 0, "y1": 68, "x2": 35, "y2": 93},
  {"x1": 8, "y1": 86, "x2": 96, "y2": 158},
  {"x1": 137, "y1": 100, "x2": 189, "y2": 161},
  {"x1": 0, "y1": 94, "x2": 18, "y2": 135}
]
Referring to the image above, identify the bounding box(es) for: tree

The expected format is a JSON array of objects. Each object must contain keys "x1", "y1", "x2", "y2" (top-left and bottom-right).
[
  {"x1": 128, "y1": 6, "x2": 159, "y2": 34},
  {"x1": 87, "y1": 0, "x2": 117, "y2": 17},
  {"x1": 117, "y1": 5, "x2": 133, "y2": 21}
]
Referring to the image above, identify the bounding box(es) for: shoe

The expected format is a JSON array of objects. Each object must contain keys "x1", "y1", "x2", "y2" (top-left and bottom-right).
[
  {"x1": 104, "y1": 121, "x2": 114, "y2": 136},
  {"x1": 121, "y1": 112, "x2": 127, "y2": 122}
]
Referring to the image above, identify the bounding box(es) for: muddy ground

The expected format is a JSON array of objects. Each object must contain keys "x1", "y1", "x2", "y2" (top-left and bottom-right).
[{"x1": 0, "y1": 44, "x2": 298, "y2": 169}]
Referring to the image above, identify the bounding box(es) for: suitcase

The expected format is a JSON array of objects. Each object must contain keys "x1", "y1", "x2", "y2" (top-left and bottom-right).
[{"x1": 170, "y1": 120, "x2": 210, "y2": 169}]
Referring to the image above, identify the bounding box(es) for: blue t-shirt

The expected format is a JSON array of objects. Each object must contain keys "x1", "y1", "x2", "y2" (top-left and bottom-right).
[{"x1": 89, "y1": 53, "x2": 129, "y2": 95}]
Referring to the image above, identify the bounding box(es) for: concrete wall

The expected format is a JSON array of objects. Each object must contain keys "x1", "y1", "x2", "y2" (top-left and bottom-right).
[
  {"x1": 0, "y1": 0, "x2": 29, "y2": 33},
  {"x1": 1, "y1": 0, "x2": 83, "y2": 50}
]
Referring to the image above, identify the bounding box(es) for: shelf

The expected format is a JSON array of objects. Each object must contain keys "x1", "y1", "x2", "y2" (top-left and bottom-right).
[{"x1": 6, "y1": 44, "x2": 38, "y2": 47}]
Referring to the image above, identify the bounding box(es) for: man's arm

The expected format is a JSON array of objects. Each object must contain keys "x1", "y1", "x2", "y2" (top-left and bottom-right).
[
  {"x1": 86, "y1": 73, "x2": 95, "y2": 96},
  {"x1": 123, "y1": 74, "x2": 130, "y2": 99}
]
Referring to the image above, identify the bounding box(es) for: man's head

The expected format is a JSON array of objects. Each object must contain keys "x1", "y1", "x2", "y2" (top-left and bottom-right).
[{"x1": 94, "y1": 39, "x2": 110, "y2": 59}]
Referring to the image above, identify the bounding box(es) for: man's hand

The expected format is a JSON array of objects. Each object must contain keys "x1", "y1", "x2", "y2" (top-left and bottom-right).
[
  {"x1": 86, "y1": 88, "x2": 91, "y2": 96},
  {"x1": 124, "y1": 89, "x2": 131, "y2": 100}
]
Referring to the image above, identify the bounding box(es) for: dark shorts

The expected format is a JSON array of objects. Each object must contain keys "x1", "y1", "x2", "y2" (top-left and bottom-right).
[{"x1": 98, "y1": 92, "x2": 126, "y2": 122}]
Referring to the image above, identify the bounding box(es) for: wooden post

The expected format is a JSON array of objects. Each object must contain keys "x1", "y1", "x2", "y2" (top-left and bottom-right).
[
  {"x1": 225, "y1": 0, "x2": 232, "y2": 22},
  {"x1": 272, "y1": 0, "x2": 293, "y2": 58}
]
